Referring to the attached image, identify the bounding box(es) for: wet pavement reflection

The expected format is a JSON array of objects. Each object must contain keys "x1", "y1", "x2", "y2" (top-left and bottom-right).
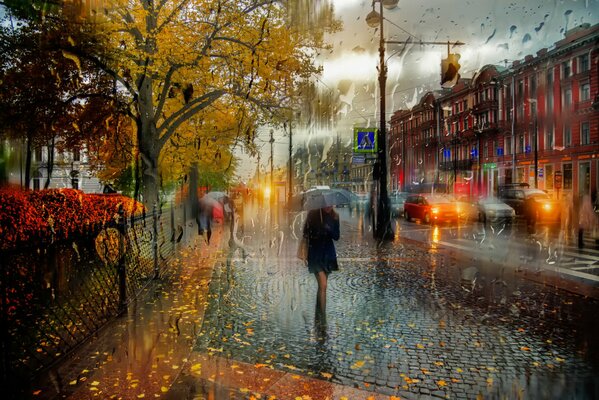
[{"x1": 194, "y1": 207, "x2": 599, "y2": 399}]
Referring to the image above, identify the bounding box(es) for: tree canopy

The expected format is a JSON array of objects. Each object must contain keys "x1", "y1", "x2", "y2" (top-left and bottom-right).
[{"x1": 1, "y1": 0, "x2": 340, "y2": 203}]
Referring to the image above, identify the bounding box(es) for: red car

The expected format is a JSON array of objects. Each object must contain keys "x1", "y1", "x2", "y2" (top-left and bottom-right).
[{"x1": 403, "y1": 194, "x2": 459, "y2": 224}]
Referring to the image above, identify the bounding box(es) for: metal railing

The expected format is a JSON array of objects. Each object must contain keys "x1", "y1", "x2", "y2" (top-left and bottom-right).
[{"x1": 0, "y1": 202, "x2": 189, "y2": 396}]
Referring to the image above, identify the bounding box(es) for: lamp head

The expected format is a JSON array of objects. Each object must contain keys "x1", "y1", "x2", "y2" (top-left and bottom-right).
[
  {"x1": 366, "y1": 10, "x2": 381, "y2": 27},
  {"x1": 382, "y1": 0, "x2": 399, "y2": 9}
]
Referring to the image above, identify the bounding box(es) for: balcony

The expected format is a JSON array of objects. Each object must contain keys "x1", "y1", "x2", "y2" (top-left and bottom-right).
[
  {"x1": 472, "y1": 99, "x2": 498, "y2": 113},
  {"x1": 439, "y1": 159, "x2": 473, "y2": 171}
]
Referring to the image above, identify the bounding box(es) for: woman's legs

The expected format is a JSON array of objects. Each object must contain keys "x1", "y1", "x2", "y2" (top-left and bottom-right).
[
  {"x1": 314, "y1": 271, "x2": 328, "y2": 339},
  {"x1": 315, "y1": 271, "x2": 328, "y2": 313}
]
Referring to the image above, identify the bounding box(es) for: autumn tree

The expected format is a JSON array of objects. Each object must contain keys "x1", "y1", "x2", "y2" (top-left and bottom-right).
[
  {"x1": 0, "y1": 3, "x2": 125, "y2": 189},
  {"x1": 54, "y1": 0, "x2": 339, "y2": 206}
]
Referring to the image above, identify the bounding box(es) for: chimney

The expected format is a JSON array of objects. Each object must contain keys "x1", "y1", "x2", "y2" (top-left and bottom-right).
[
  {"x1": 524, "y1": 55, "x2": 534, "y2": 63},
  {"x1": 536, "y1": 48, "x2": 547, "y2": 57}
]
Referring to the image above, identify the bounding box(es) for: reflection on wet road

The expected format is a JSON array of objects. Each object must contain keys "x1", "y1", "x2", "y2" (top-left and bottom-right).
[{"x1": 196, "y1": 208, "x2": 599, "y2": 399}]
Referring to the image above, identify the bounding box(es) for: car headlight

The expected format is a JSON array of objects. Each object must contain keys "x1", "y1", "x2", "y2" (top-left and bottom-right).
[
  {"x1": 431, "y1": 207, "x2": 439, "y2": 214},
  {"x1": 543, "y1": 203, "x2": 551, "y2": 211},
  {"x1": 487, "y1": 210, "x2": 496, "y2": 215}
]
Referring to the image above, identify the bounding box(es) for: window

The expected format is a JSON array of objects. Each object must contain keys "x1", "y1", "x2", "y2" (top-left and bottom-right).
[
  {"x1": 34, "y1": 147, "x2": 43, "y2": 162},
  {"x1": 563, "y1": 163, "x2": 572, "y2": 190},
  {"x1": 581, "y1": 122, "x2": 590, "y2": 145},
  {"x1": 562, "y1": 60, "x2": 571, "y2": 78},
  {"x1": 73, "y1": 148, "x2": 81, "y2": 162},
  {"x1": 580, "y1": 83, "x2": 590, "y2": 102},
  {"x1": 563, "y1": 88, "x2": 572, "y2": 108},
  {"x1": 518, "y1": 135, "x2": 525, "y2": 154},
  {"x1": 505, "y1": 136, "x2": 512, "y2": 156},
  {"x1": 531, "y1": 75, "x2": 537, "y2": 97},
  {"x1": 578, "y1": 53, "x2": 589, "y2": 73},
  {"x1": 564, "y1": 125, "x2": 572, "y2": 147},
  {"x1": 545, "y1": 164, "x2": 554, "y2": 190},
  {"x1": 545, "y1": 129, "x2": 554, "y2": 150},
  {"x1": 464, "y1": 118, "x2": 469, "y2": 130}
]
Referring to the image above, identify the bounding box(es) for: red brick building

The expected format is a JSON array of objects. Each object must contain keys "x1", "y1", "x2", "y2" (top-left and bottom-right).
[{"x1": 389, "y1": 23, "x2": 599, "y2": 200}]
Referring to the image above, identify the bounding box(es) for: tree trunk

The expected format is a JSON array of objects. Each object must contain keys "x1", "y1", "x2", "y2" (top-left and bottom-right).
[
  {"x1": 24, "y1": 130, "x2": 33, "y2": 189},
  {"x1": 137, "y1": 76, "x2": 161, "y2": 208},
  {"x1": 44, "y1": 136, "x2": 55, "y2": 189}
]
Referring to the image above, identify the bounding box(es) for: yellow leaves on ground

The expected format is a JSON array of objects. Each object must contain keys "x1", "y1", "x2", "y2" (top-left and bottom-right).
[
  {"x1": 520, "y1": 346, "x2": 531, "y2": 351},
  {"x1": 437, "y1": 380, "x2": 447, "y2": 387},
  {"x1": 320, "y1": 372, "x2": 333, "y2": 379},
  {"x1": 350, "y1": 360, "x2": 365, "y2": 370}
]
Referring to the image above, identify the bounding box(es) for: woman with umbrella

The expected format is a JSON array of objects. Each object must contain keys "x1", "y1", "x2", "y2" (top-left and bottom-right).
[{"x1": 302, "y1": 192, "x2": 340, "y2": 326}]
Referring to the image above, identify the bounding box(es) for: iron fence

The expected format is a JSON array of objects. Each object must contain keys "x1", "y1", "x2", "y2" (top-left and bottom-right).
[{"x1": 0, "y1": 202, "x2": 189, "y2": 395}]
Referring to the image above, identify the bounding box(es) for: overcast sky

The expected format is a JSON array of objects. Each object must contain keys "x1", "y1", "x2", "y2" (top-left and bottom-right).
[{"x1": 239, "y1": 0, "x2": 599, "y2": 181}]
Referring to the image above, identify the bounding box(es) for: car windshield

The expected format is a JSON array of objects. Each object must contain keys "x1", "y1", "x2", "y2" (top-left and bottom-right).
[
  {"x1": 426, "y1": 196, "x2": 452, "y2": 204},
  {"x1": 480, "y1": 197, "x2": 503, "y2": 204},
  {"x1": 529, "y1": 193, "x2": 551, "y2": 200}
]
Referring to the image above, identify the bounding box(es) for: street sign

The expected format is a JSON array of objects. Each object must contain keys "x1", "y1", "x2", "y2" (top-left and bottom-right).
[
  {"x1": 483, "y1": 162, "x2": 496, "y2": 170},
  {"x1": 555, "y1": 170, "x2": 562, "y2": 189},
  {"x1": 352, "y1": 155, "x2": 365, "y2": 164},
  {"x1": 353, "y1": 127, "x2": 378, "y2": 153},
  {"x1": 538, "y1": 168, "x2": 543, "y2": 177},
  {"x1": 497, "y1": 147, "x2": 504, "y2": 156}
]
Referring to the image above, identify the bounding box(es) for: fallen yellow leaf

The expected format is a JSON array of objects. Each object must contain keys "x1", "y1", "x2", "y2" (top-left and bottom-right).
[
  {"x1": 416, "y1": 344, "x2": 425, "y2": 349},
  {"x1": 161, "y1": 387, "x2": 168, "y2": 393},
  {"x1": 32, "y1": 390, "x2": 42, "y2": 396},
  {"x1": 191, "y1": 363, "x2": 201, "y2": 372},
  {"x1": 90, "y1": 381, "x2": 100, "y2": 386},
  {"x1": 520, "y1": 346, "x2": 530, "y2": 351},
  {"x1": 320, "y1": 372, "x2": 333, "y2": 379},
  {"x1": 350, "y1": 360, "x2": 365, "y2": 369}
]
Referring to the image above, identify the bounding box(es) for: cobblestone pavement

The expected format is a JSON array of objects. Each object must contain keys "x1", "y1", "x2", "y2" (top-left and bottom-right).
[
  {"x1": 29, "y1": 209, "x2": 599, "y2": 400},
  {"x1": 182, "y1": 210, "x2": 599, "y2": 399}
]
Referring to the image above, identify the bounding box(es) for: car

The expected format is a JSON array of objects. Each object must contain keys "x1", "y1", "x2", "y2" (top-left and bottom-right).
[
  {"x1": 403, "y1": 194, "x2": 459, "y2": 224},
  {"x1": 498, "y1": 186, "x2": 560, "y2": 225},
  {"x1": 476, "y1": 197, "x2": 516, "y2": 225},
  {"x1": 452, "y1": 195, "x2": 480, "y2": 222},
  {"x1": 389, "y1": 192, "x2": 409, "y2": 217}
]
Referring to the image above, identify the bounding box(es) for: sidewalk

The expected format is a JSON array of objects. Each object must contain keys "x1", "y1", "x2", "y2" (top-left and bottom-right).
[
  {"x1": 32, "y1": 224, "x2": 228, "y2": 399},
  {"x1": 31, "y1": 211, "x2": 599, "y2": 399}
]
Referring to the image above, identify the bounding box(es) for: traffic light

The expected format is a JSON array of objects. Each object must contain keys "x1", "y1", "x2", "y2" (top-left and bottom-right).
[{"x1": 440, "y1": 53, "x2": 461, "y2": 88}]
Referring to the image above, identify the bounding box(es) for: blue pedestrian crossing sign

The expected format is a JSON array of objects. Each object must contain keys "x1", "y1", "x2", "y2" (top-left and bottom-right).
[{"x1": 353, "y1": 127, "x2": 378, "y2": 153}]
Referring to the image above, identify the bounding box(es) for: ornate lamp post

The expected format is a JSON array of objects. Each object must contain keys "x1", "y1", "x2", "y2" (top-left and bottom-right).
[{"x1": 366, "y1": 0, "x2": 398, "y2": 240}]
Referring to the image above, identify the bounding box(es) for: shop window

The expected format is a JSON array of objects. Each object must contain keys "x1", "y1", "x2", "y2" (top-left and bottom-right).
[
  {"x1": 563, "y1": 163, "x2": 572, "y2": 190},
  {"x1": 545, "y1": 164, "x2": 554, "y2": 190}
]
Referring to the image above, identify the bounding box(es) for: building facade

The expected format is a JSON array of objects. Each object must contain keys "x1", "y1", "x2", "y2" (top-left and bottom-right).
[{"x1": 389, "y1": 23, "x2": 599, "y2": 200}]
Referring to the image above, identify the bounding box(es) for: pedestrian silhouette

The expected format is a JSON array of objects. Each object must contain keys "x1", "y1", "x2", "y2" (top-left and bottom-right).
[
  {"x1": 578, "y1": 194, "x2": 597, "y2": 248},
  {"x1": 302, "y1": 206, "x2": 340, "y2": 334},
  {"x1": 197, "y1": 194, "x2": 214, "y2": 244}
]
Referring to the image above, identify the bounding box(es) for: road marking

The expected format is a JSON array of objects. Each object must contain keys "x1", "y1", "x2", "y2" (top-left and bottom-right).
[{"x1": 572, "y1": 265, "x2": 599, "y2": 271}]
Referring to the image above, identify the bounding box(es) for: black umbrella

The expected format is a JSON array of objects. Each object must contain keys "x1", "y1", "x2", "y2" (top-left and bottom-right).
[{"x1": 302, "y1": 188, "x2": 353, "y2": 210}]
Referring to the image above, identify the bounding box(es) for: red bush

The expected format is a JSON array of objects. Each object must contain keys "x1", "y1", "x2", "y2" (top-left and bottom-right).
[{"x1": 0, "y1": 188, "x2": 144, "y2": 250}]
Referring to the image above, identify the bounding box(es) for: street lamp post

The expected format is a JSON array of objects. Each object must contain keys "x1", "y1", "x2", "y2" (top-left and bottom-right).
[{"x1": 366, "y1": 0, "x2": 397, "y2": 240}]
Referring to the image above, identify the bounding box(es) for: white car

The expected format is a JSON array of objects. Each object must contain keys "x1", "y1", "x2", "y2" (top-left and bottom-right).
[{"x1": 477, "y1": 197, "x2": 516, "y2": 225}]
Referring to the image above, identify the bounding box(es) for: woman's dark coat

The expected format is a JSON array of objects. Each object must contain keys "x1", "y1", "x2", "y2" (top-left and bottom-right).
[{"x1": 303, "y1": 209, "x2": 340, "y2": 273}]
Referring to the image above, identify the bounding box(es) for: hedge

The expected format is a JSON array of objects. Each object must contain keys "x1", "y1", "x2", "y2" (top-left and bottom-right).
[{"x1": 0, "y1": 188, "x2": 144, "y2": 251}]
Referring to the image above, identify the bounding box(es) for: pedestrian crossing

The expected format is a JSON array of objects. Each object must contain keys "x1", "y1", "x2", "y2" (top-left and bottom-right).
[{"x1": 436, "y1": 234, "x2": 599, "y2": 283}]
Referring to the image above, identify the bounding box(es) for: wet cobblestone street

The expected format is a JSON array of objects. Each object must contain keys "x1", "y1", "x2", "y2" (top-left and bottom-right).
[{"x1": 195, "y1": 212, "x2": 599, "y2": 399}]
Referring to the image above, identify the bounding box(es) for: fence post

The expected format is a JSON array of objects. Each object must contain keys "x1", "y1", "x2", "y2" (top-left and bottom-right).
[
  {"x1": 117, "y1": 205, "x2": 127, "y2": 314},
  {"x1": 170, "y1": 200, "x2": 175, "y2": 244},
  {"x1": 153, "y1": 203, "x2": 159, "y2": 279}
]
